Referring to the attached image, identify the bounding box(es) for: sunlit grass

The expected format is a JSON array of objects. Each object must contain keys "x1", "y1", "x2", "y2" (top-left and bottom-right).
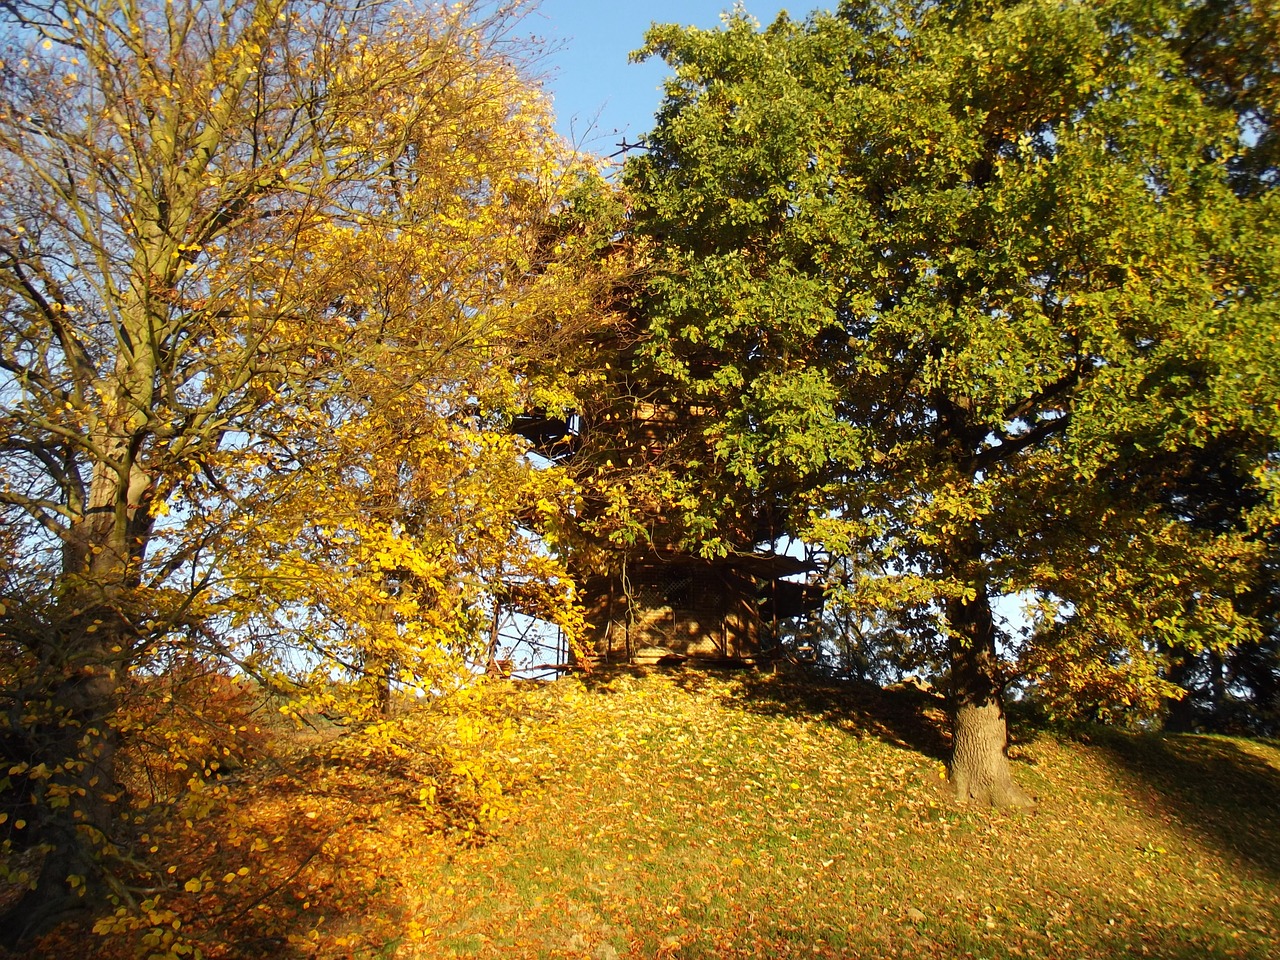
[
  {"x1": 404, "y1": 670, "x2": 1280, "y2": 960},
  {"x1": 40, "y1": 668, "x2": 1278, "y2": 959}
]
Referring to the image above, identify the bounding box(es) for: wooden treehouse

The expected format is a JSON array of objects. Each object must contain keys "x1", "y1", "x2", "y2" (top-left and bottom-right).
[
  {"x1": 577, "y1": 551, "x2": 821, "y2": 665},
  {"x1": 513, "y1": 400, "x2": 823, "y2": 668}
]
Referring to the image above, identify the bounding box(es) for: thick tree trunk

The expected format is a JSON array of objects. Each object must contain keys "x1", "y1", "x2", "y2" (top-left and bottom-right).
[
  {"x1": 947, "y1": 583, "x2": 1034, "y2": 808},
  {"x1": 930, "y1": 393, "x2": 1032, "y2": 805},
  {"x1": 1, "y1": 450, "x2": 148, "y2": 945},
  {"x1": 0, "y1": 651, "x2": 121, "y2": 947}
]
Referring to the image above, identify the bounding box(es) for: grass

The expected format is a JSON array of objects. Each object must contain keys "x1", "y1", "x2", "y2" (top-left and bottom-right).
[
  {"x1": 27, "y1": 667, "x2": 1280, "y2": 959},
  {"x1": 398, "y1": 669, "x2": 1280, "y2": 960}
]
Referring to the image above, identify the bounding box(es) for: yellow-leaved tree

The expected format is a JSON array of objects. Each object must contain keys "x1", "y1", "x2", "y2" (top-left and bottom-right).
[{"x1": 0, "y1": 0, "x2": 621, "y2": 940}]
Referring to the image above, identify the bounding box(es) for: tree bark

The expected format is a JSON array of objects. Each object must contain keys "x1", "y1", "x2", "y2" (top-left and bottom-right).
[
  {"x1": 0, "y1": 650, "x2": 121, "y2": 947},
  {"x1": 946, "y1": 578, "x2": 1034, "y2": 808},
  {"x1": 1162, "y1": 649, "x2": 1198, "y2": 732},
  {"x1": 0, "y1": 448, "x2": 147, "y2": 945}
]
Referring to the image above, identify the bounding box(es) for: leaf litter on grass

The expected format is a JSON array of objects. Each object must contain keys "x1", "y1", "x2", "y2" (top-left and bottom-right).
[{"x1": 398, "y1": 670, "x2": 1280, "y2": 959}]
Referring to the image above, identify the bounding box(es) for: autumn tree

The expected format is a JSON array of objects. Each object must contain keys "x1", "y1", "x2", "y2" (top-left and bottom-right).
[
  {"x1": 623, "y1": 0, "x2": 1279, "y2": 804},
  {"x1": 0, "y1": 0, "x2": 613, "y2": 939}
]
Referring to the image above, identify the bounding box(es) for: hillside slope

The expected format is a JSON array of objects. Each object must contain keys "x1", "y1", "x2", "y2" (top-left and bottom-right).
[
  {"x1": 407, "y1": 670, "x2": 1280, "y2": 960},
  {"x1": 45, "y1": 669, "x2": 1280, "y2": 959}
]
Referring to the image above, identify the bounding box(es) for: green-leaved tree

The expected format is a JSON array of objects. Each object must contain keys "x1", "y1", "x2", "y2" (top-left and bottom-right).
[{"x1": 624, "y1": 0, "x2": 1279, "y2": 804}]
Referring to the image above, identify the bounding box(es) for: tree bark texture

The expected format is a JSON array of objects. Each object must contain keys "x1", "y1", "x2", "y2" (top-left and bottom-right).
[
  {"x1": 0, "y1": 657, "x2": 120, "y2": 947},
  {"x1": 0, "y1": 448, "x2": 147, "y2": 944},
  {"x1": 947, "y1": 578, "x2": 1034, "y2": 808},
  {"x1": 1162, "y1": 649, "x2": 1198, "y2": 732}
]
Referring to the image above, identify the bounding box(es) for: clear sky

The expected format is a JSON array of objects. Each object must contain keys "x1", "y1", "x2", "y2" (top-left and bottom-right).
[{"x1": 532, "y1": 1, "x2": 803, "y2": 156}]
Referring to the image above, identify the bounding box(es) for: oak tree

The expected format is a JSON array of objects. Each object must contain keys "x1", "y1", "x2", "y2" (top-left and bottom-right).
[{"x1": 624, "y1": 0, "x2": 1278, "y2": 803}]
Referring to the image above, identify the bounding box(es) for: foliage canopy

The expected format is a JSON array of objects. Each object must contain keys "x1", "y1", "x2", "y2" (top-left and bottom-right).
[
  {"x1": 623, "y1": 0, "x2": 1279, "y2": 799},
  {"x1": 0, "y1": 0, "x2": 621, "y2": 937}
]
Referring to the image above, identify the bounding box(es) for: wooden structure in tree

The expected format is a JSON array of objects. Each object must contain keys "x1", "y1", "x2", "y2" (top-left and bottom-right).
[
  {"x1": 514, "y1": 402, "x2": 823, "y2": 667},
  {"x1": 578, "y1": 551, "x2": 821, "y2": 665}
]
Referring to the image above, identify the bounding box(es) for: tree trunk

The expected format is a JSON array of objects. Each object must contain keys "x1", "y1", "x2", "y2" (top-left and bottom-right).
[
  {"x1": 1208, "y1": 650, "x2": 1227, "y2": 718},
  {"x1": 947, "y1": 584, "x2": 1034, "y2": 808},
  {"x1": 0, "y1": 449, "x2": 147, "y2": 945},
  {"x1": 1162, "y1": 649, "x2": 1198, "y2": 732},
  {"x1": 0, "y1": 649, "x2": 121, "y2": 947}
]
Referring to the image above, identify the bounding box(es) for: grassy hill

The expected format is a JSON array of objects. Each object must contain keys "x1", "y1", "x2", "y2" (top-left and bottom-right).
[
  {"x1": 46, "y1": 669, "x2": 1280, "y2": 959},
  {"x1": 409, "y1": 670, "x2": 1280, "y2": 959}
]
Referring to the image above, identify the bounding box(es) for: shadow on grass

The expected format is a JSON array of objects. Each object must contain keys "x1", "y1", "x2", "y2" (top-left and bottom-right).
[
  {"x1": 24, "y1": 710, "x2": 494, "y2": 960},
  {"x1": 1090, "y1": 729, "x2": 1280, "y2": 880},
  {"x1": 675, "y1": 668, "x2": 953, "y2": 762},
  {"x1": 574, "y1": 663, "x2": 953, "y2": 761}
]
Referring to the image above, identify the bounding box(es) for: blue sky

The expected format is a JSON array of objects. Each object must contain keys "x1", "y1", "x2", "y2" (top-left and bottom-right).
[{"x1": 532, "y1": 1, "x2": 802, "y2": 155}]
